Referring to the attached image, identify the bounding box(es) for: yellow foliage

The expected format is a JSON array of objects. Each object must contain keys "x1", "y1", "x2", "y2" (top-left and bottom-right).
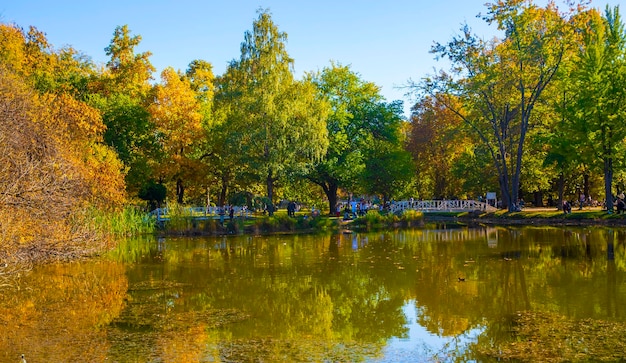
[
  {"x1": 0, "y1": 65, "x2": 126, "y2": 259},
  {"x1": 148, "y1": 67, "x2": 205, "y2": 201},
  {"x1": 0, "y1": 261, "x2": 128, "y2": 361},
  {"x1": 0, "y1": 24, "x2": 27, "y2": 75}
]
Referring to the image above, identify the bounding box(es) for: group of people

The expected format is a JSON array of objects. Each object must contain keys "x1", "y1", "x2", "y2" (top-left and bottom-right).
[
  {"x1": 337, "y1": 199, "x2": 372, "y2": 220},
  {"x1": 562, "y1": 193, "x2": 626, "y2": 214}
]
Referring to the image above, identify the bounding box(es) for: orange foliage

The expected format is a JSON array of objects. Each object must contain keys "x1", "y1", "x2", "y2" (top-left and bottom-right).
[
  {"x1": 0, "y1": 65, "x2": 125, "y2": 259},
  {"x1": 148, "y1": 67, "x2": 205, "y2": 201},
  {"x1": 0, "y1": 261, "x2": 128, "y2": 361}
]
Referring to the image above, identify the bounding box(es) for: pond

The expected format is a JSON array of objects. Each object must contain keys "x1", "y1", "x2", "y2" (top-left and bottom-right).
[{"x1": 1, "y1": 224, "x2": 626, "y2": 362}]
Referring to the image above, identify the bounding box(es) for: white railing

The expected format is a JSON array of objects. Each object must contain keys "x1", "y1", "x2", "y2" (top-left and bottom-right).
[
  {"x1": 390, "y1": 200, "x2": 497, "y2": 214},
  {"x1": 151, "y1": 206, "x2": 253, "y2": 222}
]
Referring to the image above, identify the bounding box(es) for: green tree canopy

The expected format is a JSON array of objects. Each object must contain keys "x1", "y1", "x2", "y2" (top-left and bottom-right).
[
  {"x1": 218, "y1": 9, "x2": 329, "y2": 214},
  {"x1": 420, "y1": 0, "x2": 570, "y2": 210}
]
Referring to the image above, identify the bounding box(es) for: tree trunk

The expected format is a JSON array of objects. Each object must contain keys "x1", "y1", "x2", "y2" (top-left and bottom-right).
[
  {"x1": 322, "y1": 182, "x2": 338, "y2": 216},
  {"x1": 498, "y1": 174, "x2": 511, "y2": 210},
  {"x1": 176, "y1": 178, "x2": 184, "y2": 204},
  {"x1": 219, "y1": 175, "x2": 229, "y2": 207},
  {"x1": 533, "y1": 191, "x2": 543, "y2": 207},
  {"x1": 206, "y1": 186, "x2": 211, "y2": 209},
  {"x1": 434, "y1": 169, "x2": 446, "y2": 199},
  {"x1": 266, "y1": 169, "x2": 275, "y2": 216},
  {"x1": 557, "y1": 172, "x2": 565, "y2": 210},
  {"x1": 604, "y1": 157, "x2": 614, "y2": 212}
]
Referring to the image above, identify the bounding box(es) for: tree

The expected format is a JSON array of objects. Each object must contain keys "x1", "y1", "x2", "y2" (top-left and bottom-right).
[
  {"x1": 186, "y1": 59, "x2": 215, "y2": 123},
  {"x1": 103, "y1": 24, "x2": 154, "y2": 98},
  {"x1": 90, "y1": 25, "x2": 159, "y2": 195},
  {"x1": 407, "y1": 95, "x2": 471, "y2": 199},
  {"x1": 566, "y1": 6, "x2": 626, "y2": 212},
  {"x1": 308, "y1": 63, "x2": 394, "y2": 213},
  {"x1": 360, "y1": 100, "x2": 414, "y2": 203},
  {"x1": 148, "y1": 67, "x2": 204, "y2": 204},
  {"x1": 220, "y1": 9, "x2": 328, "y2": 214},
  {"x1": 0, "y1": 24, "x2": 96, "y2": 97},
  {"x1": 420, "y1": 0, "x2": 570, "y2": 210},
  {"x1": 364, "y1": 139, "x2": 414, "y2": 203}
]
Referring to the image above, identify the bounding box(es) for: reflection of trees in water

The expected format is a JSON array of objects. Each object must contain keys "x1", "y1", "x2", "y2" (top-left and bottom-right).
[
  {"x1": 0, "y1": 261, "x2": 128, "y2": 362},
  {"x1": 405, "y1": 226, "x2": 626, "y2": 358},
  {"x1": 5, "y1": 227, "x2": 626, "y2": 361},
  {"x1": 105, "y1": 233, "x2": 412, "y2": 361}
]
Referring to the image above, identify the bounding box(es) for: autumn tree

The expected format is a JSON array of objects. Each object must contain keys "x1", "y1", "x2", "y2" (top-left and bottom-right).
[
  {"x1": 89, "y1": 25, "x2": 159, "y2": 195},
  {"x1": 102, "y1": 25, "x2": 154, "y2": 97},
  {"x1": 420, "y1": 0, "x2": 570, "y2": 210},
  {"x1": 408, "y1": 95, "x2": 471, "y2": 199},
  {"x1": 0, "y1": 23, "x2": 96, "y2": 97},
  {"x1": 148, "y1": 67, "x2": 204, "y2": 204},
  {"x1": 219, "y1": 9, "x2": 328, "y2": 214}
]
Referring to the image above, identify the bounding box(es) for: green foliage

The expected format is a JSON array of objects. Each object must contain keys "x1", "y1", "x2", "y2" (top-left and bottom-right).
[
  {"x1": 564, "y1": 6, "x2": 626, "y2": 209},
  {"x1": 88, "y1": 92, "x2": 159, "y2": 194},
  {"x1": 363, "y1": 137, "x2": 414, "y2": 202},
  {"x1": 254, "y1": 214, "x2": 296, "y2": 233},
  {"x1": 307, "y1": 216, "x2": 338, "y2": 231},
  {"x1": 308, "y1": 63, "x2": 408, "y2": 212},
  {"x1": 253, "y1": 214, "x2": 338, "y2": 233},
  {"x1": 400, "y1": 209, "x2": 424, "y2": 222},
  {"x1": 218, "y1": 10, "x2": 329, "y2": 208},
  {"x1": 351, "y1": 209, "x2": 423, "y2": 231},
  {"x1": 138, "y1": 180, "x2": 166, "y2": 210},
  {"x1": 159, "y1": 203, "x2": 194, "y2": 233}
]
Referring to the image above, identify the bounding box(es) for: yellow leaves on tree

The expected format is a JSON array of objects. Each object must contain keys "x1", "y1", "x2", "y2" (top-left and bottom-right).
[
  {"x1": 148, "y1": 67, "x2": 204, "y2": 203},
  {"x1": 0, "y1": 24, "x2": 28, "y2": 75},
  {"x1": 0, "y1": 66, "x2": 125, "y2": 259}
]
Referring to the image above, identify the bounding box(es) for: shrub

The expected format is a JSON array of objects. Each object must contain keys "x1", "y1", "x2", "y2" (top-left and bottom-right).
[
  {"x1": 351, "y1": 209, "x2": 423, "y2": 230},
  {"x1": 400, "y1": 209, "x2": 424, "y2": 227}
]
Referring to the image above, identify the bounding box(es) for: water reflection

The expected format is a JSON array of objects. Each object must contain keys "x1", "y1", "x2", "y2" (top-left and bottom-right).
[{"x1": 1, "y1": 226, "x2": 625, "y2": 361}]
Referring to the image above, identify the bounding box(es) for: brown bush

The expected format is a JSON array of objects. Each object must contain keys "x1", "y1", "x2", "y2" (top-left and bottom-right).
[{"x1": 0, "y1": 66, "x2": 125, "y2": 261}]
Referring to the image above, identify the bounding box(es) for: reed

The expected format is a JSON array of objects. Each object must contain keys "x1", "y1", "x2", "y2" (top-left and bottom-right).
[{"x1": 81, "y1": 205, "x2": 155, "y2": 237}]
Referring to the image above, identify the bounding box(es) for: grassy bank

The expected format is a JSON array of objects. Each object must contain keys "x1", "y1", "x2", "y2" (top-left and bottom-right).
[{"x1": 425, "y1": 206, "x2": 626, "y2": 226}]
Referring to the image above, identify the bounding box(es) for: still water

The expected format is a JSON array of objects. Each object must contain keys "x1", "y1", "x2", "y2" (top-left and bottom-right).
[{"x1": 1, "y1": 225, "x2": 625, "y2": 362}]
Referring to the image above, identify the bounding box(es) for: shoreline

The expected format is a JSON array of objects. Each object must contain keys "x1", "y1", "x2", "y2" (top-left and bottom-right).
[{"x1": 423, "y1": 209, "x2": 626, "y2": 227}]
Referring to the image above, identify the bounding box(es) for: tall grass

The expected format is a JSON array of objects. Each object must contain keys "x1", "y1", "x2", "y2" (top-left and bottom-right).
[
  {"x1": 159, "y1": 203, "x2": 225, "y2": 235},
  {"x1": 85, "y1": 205, "x2": 155, "y2": 237},
  {"x1": 162, "y1": 203, "x2": 193, "y2": 233}
]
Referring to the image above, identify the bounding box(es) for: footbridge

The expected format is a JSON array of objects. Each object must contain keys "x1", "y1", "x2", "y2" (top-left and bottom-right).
[{"x1": 390, "y1": 199, "x2": 497, "y2": 214}]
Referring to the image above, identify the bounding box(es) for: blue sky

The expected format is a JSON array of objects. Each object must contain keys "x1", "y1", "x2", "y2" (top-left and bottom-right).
[{"x1": 0, "y1": 0, "x2": 620, "y2": 118}]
